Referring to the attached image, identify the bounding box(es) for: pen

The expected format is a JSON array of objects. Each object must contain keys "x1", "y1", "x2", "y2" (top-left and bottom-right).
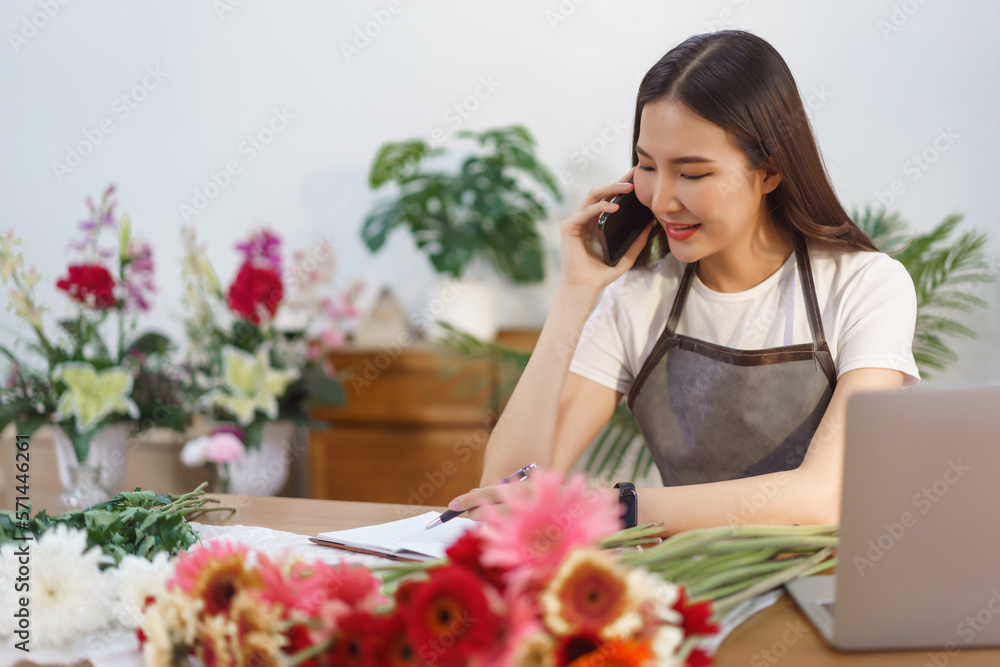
[{"x1": 424, "y1": 463, "x2": 537, "y2": 530}]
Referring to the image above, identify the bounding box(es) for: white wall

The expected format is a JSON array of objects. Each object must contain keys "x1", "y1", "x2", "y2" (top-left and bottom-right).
[{"x1": 2, "y1": 0, "x2": 998, "y2": 385}]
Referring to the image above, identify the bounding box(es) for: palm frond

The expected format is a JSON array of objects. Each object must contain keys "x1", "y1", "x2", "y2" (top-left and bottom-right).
[{"x1": 853, "y1": 207, "x2": 994, "y2": 378}]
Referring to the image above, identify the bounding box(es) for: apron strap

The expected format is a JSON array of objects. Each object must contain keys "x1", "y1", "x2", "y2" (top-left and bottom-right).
[
  {"x1": 793, "y1": 234, "x2": 838, "y2": 388},
  {"x1": 665, "y1": 261, "x2": 697, "y2": 336}
]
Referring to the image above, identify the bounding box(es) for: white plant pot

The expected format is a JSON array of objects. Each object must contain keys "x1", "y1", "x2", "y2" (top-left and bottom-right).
[
  {"x1": 227, "y1": 421, "x2": 296, "y2": 496},
  {"x1": 53, "y1": 422, "x2": 132, "y2": 494},
  {"x1": 426, "y1": 278, "x2": 497, "y2": 342}
]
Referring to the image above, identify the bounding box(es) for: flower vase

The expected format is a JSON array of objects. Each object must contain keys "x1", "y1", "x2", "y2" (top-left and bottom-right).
[
  {"x1": 211, "y1": 463, "x2": 232, "y2": 494},
  {"x1": 52, "y1": 422, "x2": 132, "y2": 504},
  {"x1": 227, "y1": 421, "x2": 295, "y2": 496},
  {"x1": 59, "y1": 463, "x2": 112, "y2": 509}
]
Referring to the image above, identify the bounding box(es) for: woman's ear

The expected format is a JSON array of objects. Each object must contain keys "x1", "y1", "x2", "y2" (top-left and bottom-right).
[{"x1": 760, "y1": 155, "x2": 782, "y2": 194}]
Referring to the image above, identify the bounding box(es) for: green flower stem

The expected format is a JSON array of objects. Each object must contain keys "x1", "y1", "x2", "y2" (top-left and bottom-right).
[
  {"x1": 10, "y1": 271, "x2": 56, "y2": 361},
  {"x1": 710, "y1": 546, "x2": 835, "y2": 617},
  {"x1": 800, "y1": 556, "x2": 838, "y2": 577},
  {"x1": 600, "y1": 522, "x2": 664, "y2": 547},
  {"x1": 698, "y1": 535, "x2": 839, "y2": 554},
  {"x1": 612, "y1": 536, "x2": 664, "y2": 549},
  {"x1": 669, "y1": 549, "x2": 782, "y2": 582},
  {"x1": 620, "y1": 530, "x2": 726, "y2": 566},
  {"x1": 286, "y1": 637, "x2": 334, "y2": 666},
  {"x1": 690, "y1": 568, "x2": 781, "y2": 603},
  {"x1": 674, "y1": 635, "x2": 706, "y2": 665},
  {"x1": 684, "y1": 558, "x2": 810, "y2": 598},
  {"x1": 651, "y1": 556, "x2": 714, "y2": 582}
]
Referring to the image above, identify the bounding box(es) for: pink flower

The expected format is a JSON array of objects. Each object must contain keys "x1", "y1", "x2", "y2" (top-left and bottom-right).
[
  {"x1": 235, "y1": 228, "x2": 282, "y2": 274},
  {"x1": 204, "y1": 433, "x2": 245, "y2": 464},
  {"x1": 320, "y1": 328, "x2": 346, "y2": 349},
  {"x1": 256, "y1": 557, "x2": 386, "y2": 619},
  {"x1": 122, "y1": 240, "x2": 156, "y2": 312},
  {"x1": 478, "y1": 469, "x2": 623, "y2": 593}
]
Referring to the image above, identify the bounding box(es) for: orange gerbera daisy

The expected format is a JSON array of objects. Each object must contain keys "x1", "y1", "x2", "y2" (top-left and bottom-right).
[
  {"x1": 541, "y1": 548, "x2": 644, "y2": 640},
  {"x1": 560, "y1": 636, "x2": 655, "y2": 667},
  {"x1": 168, "y1": 540, "x2": 261, "y2": 617}
]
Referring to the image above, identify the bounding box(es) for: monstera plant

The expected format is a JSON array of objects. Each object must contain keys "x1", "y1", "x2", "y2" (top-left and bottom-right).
[{"x1": 361, "y1": 124, "x2": 563, "y2": 284}]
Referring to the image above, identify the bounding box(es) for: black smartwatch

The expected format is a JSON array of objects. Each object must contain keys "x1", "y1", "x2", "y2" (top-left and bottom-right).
[{"x1": 614, "y1": 482, "x2": 638, "y2": 528}]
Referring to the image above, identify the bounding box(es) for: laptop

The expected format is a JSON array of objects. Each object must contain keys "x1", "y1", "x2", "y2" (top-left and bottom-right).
[{"x1": 785, "y1": 384, "x2": 1000, "y2": 651}]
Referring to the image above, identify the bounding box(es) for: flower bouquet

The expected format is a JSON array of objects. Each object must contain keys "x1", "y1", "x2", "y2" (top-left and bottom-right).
[
  {"x1": 0, "y1": 185, "x2": 186, "y2": 506},
  {"x1": 178, "y1": 226, "x2": 360, "y2": 486},
  {"x1": 134, "y1": 470, "x2": 838, "y2": 666},
  {"x1": 139, "y1": 470, "x2": 722, "y2": 666}
]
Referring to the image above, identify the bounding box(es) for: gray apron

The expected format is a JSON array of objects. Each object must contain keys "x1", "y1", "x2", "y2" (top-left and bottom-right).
[{"x1": 627, "y1": 235, "x2": 837, "y2": 485}]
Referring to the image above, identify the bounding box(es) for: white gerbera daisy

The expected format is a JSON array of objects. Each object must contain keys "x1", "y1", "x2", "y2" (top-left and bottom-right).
[
  {"x1": 21, "y1": 524, "x2": 117, "y2": 646},
  {"x1": 629, "y1": 567, "x2": 684, "y2": 625},
  {"x1": 651, "y1": 623, "x2": 686, "y2": 664},
  {"x1": 111, "y1": 551, "x2": 174, "y2": 628},
  {"x1": 0, "y1": 542, "x2": 28, "y2": 638}
]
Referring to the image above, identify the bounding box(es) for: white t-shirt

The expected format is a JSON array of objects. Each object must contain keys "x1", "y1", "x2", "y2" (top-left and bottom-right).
[{"x1": 569, "y1": 244, "x2": 921, "y2": 396}]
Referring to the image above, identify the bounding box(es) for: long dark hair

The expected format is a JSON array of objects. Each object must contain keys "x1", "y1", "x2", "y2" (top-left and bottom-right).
[{"x1": 633, "y1": 29, "x2": 877, "y2": 266}]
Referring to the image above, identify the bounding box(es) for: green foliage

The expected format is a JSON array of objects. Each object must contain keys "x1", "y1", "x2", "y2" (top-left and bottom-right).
[
  {"x1": 362, "y1": 125, "x2": 563, "y2": 284},
  {"x1": 0, "y1": 483, "x2": 231, "y2": 567},
  {"x1": 853, "y1": 206, "x2": 994, "y2": 377}
]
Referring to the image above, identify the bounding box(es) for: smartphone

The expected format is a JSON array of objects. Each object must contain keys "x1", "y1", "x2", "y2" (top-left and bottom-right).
[{"x1": 597, "y1": 179, "x2": 655, "y2": 266}]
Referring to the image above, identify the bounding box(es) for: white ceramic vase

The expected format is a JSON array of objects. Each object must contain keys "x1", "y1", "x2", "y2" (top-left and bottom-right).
[
  {"x1": 52, "y1": 422, "x2": 132, "y2": 502},
  {"x1": 426, "y1": 277, "x2": 497, "y2": 342},
  {"x1": 226, "y1": 421, "x2": 296, "y2": 496}
]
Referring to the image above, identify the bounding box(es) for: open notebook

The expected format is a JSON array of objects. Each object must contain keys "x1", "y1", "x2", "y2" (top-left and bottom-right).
[{"x1": 309, "y1": 511, "x2": 477, "y2": 562}]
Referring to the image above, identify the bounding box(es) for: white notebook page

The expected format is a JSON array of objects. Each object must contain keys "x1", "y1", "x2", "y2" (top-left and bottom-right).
[{"x1": 317, "y1": 511, "x2": 477, "y2": 560}]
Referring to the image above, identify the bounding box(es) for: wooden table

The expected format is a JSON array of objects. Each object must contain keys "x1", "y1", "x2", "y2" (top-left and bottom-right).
[{"x1": 12, "y1": 493, "x2": 1000, "y2": 666}]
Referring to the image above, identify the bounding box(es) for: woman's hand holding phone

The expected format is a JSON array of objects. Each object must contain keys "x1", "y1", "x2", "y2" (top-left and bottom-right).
[{"x1": 559, "y1": 166, "x2": 654, "y2": 293}]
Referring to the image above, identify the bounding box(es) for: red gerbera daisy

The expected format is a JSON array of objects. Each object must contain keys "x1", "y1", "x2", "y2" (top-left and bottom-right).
[
  {"x1": 405, "y1": 564, "x2": 506, "y2": 667},
  {"x1": 445, "y1": 530, "x2": 509, "y2": 592},
  {"x1": 368, "y1": 610, "x2": 430, "y2": 667},
  {"x1": 326, "y1": 609, "x2": 376, "y2": 666}
]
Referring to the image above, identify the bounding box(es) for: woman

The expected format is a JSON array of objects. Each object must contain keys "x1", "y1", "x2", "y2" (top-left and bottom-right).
[{"x1": 448, "y1": 29, "x2": 919, "y2": 533}]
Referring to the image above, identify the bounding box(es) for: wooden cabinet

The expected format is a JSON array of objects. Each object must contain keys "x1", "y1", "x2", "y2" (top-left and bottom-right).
[{"x1": 308, "y1": 345, "x2": 500, "y2": 506}]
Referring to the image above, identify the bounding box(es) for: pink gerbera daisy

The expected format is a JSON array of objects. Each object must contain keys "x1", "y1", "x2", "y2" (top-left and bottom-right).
[
  {"x1": 257, "y1": 556, "x2": 385, "y2": 619},
  {"x1": 478, "y1": 469, "x2": 622, "y2": 593}
]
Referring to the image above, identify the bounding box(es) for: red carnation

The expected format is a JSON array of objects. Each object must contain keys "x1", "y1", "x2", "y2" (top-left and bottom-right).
[
  {"x1": 56, "y1": 263, "x2": 116, "y2": 309},
  {"x1": 404, "y1": 564, "x2": 506, "y2": 667},
  {"x1": 227, "y1": 261, "x2": 283, "y2": 324}
]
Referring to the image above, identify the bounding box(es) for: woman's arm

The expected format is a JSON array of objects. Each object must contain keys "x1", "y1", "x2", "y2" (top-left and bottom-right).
[
  {"x1": 479, "y1": 285, "x2": 618, "y2": 485},
  {"x1": 452, "y1": 169, "x2": 653, "y2": 504},
  {"x1": 634, "y1": 367, "x2": 905, "y2": 532}
]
